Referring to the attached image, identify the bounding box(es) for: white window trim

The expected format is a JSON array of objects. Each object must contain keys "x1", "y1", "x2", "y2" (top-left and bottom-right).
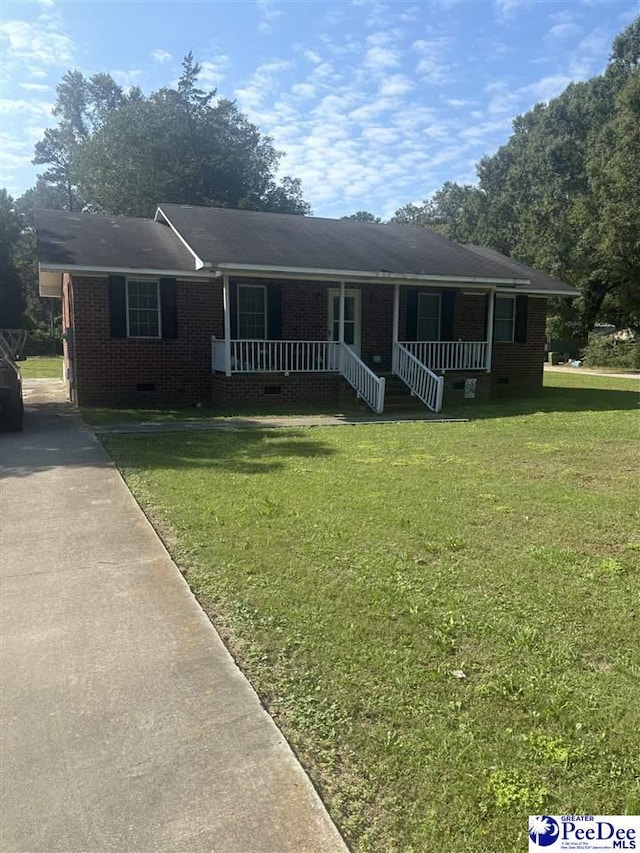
[
  {"x1": 494, "y1": 295, "x2": 516, "y2": 343},
  {"x1": 237, "y1": 283, "x2": 268, "y2": 340},
  {"x1": 417, "y1": 292, "x2": 441, "y2": 341},
  {"x1": 125, "y1": 278, "x2": 162, "y2": 339}
]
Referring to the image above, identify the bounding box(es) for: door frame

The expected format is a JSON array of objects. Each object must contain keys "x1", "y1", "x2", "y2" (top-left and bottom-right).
[{"x1": 328, "y1": 288, "x2": 362, "y2": 356}]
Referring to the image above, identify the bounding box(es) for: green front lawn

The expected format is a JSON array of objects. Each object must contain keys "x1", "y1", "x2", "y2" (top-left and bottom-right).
[
  {"x1": 18, "y1": 355, "x2": 63, "y2": 379},
  {"x1": 102, "y1": 373, "x2": 640, "y2": 852}
]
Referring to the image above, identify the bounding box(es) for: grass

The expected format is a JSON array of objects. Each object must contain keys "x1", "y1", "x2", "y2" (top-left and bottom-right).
[
  {"x1": 81, "y1": 400, "x2": 366, "y2": 426},
  {"x1": 101, "y1": 372, "x2": 639, "y2": 852},
  {"x1": 18, "y1": 355, "x2": 63, "y2": 379}
]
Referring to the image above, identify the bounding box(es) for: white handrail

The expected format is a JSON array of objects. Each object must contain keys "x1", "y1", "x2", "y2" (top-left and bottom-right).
[
  {"x1": 338, "y1": 343, "x2": 385, "y2": 414},
  {"x1": 393, "y1": 342, "x2": 444, "y2": 412},
  {"x1": 212, "y1": 339, "x2": 340, "y2": 374},
  {"x1": 400, "y1": 341, "x2": 489, "y2": 371}
]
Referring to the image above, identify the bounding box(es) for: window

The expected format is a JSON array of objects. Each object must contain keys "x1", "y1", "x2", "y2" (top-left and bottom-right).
[
  {"x1": 417, "y1": 293, "x2": 441, "y2": 340},
  {"x1": 127, "y1": 280, "x2": 160, "y2": 338},
  {"x1": 238, "y1": 285, "x2": 267, "y2": 339},
  {"x1": 494, "y1": 296, "x2": 516, "y2": 342}
]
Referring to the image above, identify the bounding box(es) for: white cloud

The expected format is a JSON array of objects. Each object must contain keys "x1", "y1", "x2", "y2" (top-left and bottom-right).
[
  {"x1": 364, "y1": 45, "x2": 401, "y2": 69},
  {"x1": 19, "y1": 82, "x2": 51, "y2": 92},
  {"x1": 235, "y1": 59, "x2": 293, "y2": 110},
  {"x1": 412, "y1": 38, "x2": 454, "y2": 84},
  {"x1": 523, "y1": 73, "x2": 574, "y2": 103},
  {"x1": 0, "y1": 9, "x2": 73, "y2": 69},
  {"x1": 151, "y1": 49, "x2": 172, "y2": 63},
  {"x1": 0, "y1": 98, "x2": 53, "y2": 118},
  {"x1": 494, "y1": 0, "x2": 533, "y2": 21},
  {"x1": 199, "y1": 57, "x2": 230, "y2": 87},
  {"x1": 257, "y1": 0, "x2": 282, "y2": 35},
  {"x1": 301, "y1": 48, "x2": 322, "y2": 65},
  {"x1": 111, "y1": 69, "x2": 144, "y2": 88},
  {"x1": 378, "y1": 74, "x2": 414, "y2": 97},
  {"x1": 547, "y1": 22, "x2": 581, "y2": 40}
]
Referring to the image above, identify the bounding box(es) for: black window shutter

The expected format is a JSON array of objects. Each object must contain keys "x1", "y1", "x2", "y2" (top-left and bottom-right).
[
  {"x1": 406, "y1": 289, "x2": 418, "y2": 341},
  {"x1": 515, "y1": 295, "x2": 528, "y2": 343},
  {"x1": 267, "y1": 282, "x2": 282, "y2": 340},
  {"x1": 230, "y1": 282, "x2": 238, "y2": 339},
  {"x1": 440, "y1": 290, "x2": 456, "y2": 341},
  {"x1": 159, "y1": 278, "x2": 177, "y2": 339},
  {"x1": 108, "y1": 275, "x2": 127, "y2": 338}
]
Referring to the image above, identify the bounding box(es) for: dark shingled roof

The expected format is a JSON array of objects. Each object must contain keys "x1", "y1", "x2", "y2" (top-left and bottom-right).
[
  {"x1": 36, "y1": 205, "x2": 576, "y2": 296},
  {"x1": 463, "y1": 244, "x2": 576, "y2": 296},
  {"x1": 36, "y1": 208, "x2": 197, "y2": 273},
  {"x1": 157, "y1": 204, "x2": 531, "y2": 282}
]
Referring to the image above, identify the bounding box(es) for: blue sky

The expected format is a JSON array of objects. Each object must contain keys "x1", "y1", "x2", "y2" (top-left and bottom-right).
[{"x1": 1, "y1": 0, "x2": 637, "y2": 218}]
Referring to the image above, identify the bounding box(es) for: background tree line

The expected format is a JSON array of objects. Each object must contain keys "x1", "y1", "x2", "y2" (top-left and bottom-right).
[{"x1": 1, "y1": 21, "x2": 638, "y2": 351}]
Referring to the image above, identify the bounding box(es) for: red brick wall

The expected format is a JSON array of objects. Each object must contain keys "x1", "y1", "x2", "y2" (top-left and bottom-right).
[
  {"x1": 71, "y1": 275, "x2": 221, "y2": 405},
  {"x1": 279, "y1": 280, "x2": 329, "y2": 340},
  {"x1": 361, "y1": 284, "x2": 394, "y2": 370},
  {"x1": 211, "y1": 372, "x2": 343, "y2": 407},
  {"x1": 69, "y1": 272, "x2": 547, "y2": 407},
  {"x1": 490, "y1": 297, "x2": 547, "y2": 393},
  {"x1": 454, "y1": 293, "x2": 488, "y2": 340}
]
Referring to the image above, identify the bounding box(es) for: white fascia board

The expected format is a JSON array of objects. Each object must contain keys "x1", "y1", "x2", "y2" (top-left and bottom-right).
[
  {"x1": 39, "y1": 263, "x2": 213, "y2": 280},
  {"x1": 154, "y1": 206, "x2": 206, "y2": 270},
  {"x1": 213, "y1": 262, "x2": 530, "y2": 287},
  {"x1": 495, "y1": 287, "x2": 577, "y2": 297}
]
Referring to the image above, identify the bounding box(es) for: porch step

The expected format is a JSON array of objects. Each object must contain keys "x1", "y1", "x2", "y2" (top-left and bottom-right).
[{"x1": 379, "y1": 373, "x2": 432, "y2": 412}]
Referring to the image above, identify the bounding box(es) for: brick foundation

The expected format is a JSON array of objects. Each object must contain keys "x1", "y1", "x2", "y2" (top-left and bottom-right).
[{"x1": 211, "y1": 372, "x2": 344, "y2": 408}]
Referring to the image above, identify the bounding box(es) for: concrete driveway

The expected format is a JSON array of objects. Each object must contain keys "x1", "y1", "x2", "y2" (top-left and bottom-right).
[{"x1": 0, "y1": 380, "x2": 347, "y2": 853}]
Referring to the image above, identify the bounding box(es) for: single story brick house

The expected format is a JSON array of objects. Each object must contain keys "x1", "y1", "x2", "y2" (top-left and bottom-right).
[{"x1": 36, "y1": 205, "x2": 576, "y2": 413}]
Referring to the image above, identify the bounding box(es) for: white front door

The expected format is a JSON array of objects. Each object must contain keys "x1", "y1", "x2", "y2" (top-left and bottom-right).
[{"x1": 328, "y1": 289, "x2": 361, "y2": 355}]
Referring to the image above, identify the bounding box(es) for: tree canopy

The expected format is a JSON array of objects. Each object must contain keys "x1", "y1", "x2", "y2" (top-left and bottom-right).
[
  {"x1": 391, "y1": 17, "x2": 640, "y2": 338},
  {"x1": 31, "y1": 53, "x2": 310, "y2": 218}
]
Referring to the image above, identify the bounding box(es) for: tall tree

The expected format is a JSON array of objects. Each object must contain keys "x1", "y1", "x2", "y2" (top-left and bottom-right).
[
  {"x1": 33, "y1": 55, "x2": 310, "y2": 218},
  {"x1": 32, "y1": 69, "x2": 124, "y2": 211},
  {"x1": 341, "y1": 211, "x2": 382, "y2": 223},
  {"x1": 0, "y1": 190, "x2": 26, "y2": 327}
]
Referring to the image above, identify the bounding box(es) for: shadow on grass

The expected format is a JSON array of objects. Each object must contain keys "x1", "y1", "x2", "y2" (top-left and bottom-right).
[
  {"x1": 445, "y1": 385, "x2": 639, "y2": 421},
  {"x1": 101, "y1": 427, "x2": 337, "y2": 476}
]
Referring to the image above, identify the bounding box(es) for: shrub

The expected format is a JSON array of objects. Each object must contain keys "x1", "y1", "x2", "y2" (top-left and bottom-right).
[{"x1": 582, "y1": 333, "x2": 640, "y2": 369}]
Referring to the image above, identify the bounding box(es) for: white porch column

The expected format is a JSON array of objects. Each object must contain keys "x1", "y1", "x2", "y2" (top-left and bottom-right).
[
  {"x1": 392, "y1": 283, "x2": 400, "y2": 374},
  {"x1": 392, "y1": 283, "x2": 399, "y2": 344},
  {"x1": 338, "y1": 280, "x2": 345, "y2": 344},
  {"x1": 485, "y1": 289, "x2": 495, "y2": 373},
  {"x1": 223, "y1": 273, "x2": 232, "y2": 377}
]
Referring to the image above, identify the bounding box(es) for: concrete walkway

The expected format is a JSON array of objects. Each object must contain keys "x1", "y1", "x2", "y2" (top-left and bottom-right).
[
  {"x1": 0, "y1": 381, "x2": 347, "y2": 853},
  {"x1": 544, "y1": 365, "x2": 640, "y2": 380},
  {"x1": 93, "y1": 411, "x2": 467, "y2": 435}
]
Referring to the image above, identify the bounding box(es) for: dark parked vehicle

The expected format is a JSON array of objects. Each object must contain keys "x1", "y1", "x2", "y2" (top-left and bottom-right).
[{"x1": 0, "y1": 338, "x2": 24, "y2": 431}]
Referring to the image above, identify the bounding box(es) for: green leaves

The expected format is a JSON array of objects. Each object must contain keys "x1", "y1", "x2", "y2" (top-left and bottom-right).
[{"x1": 29, "y1": 54, "x2": 310, "y2": 219}]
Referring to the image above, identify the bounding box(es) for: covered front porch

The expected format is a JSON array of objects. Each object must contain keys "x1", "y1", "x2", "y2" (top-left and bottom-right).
[{"x1": 211, "y1": 276, "x2": 500, "y2": 414}]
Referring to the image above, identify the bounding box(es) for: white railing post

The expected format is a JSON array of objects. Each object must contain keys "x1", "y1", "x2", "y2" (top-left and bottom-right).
[
  {"x1": 486, "y1": 290, "x2": 495, "y2": 373},
  {"x1": 339, "y1": 280, "x2": 345, "y2": 346},
  {"x1": 223, "y1": 274, "x2": 232, "y2": 377}
]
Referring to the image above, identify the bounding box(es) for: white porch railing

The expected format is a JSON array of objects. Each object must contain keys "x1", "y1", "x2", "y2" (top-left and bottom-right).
[
  {"x1": 212, "y1": 339, "x2": 339, "y2": 374},
  {"x1": 339, "y1": 342, "x2": 385, "y2": 414},
  {"x1": 393, "y1": 342, "x2": 444, "y2": 413},
  {"x1": 400, "y1": 341, "x2": 489, "y2": 371}
]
